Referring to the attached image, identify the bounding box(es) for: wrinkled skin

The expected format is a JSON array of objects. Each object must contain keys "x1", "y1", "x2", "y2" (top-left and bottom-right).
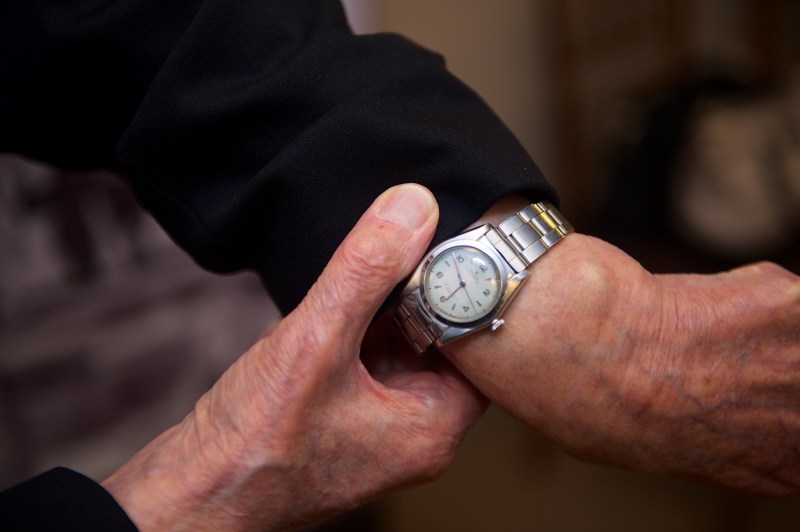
[
  {"x1": 104, "y1": 187, "x2": 800, "y2": 531},
  {"x1": 103, "y1": 185, "x2": 486, "y2": 531},
  {"x1": 443, "y1": 198, "x2": 800, "y2": 496}
]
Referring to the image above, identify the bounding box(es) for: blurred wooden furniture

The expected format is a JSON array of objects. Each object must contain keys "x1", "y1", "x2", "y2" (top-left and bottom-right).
[{"x1": 543, "y1": 0, "x2": 800, "y2": 226}]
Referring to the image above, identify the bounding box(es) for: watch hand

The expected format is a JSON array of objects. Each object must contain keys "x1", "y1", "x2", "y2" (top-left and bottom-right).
[
  {"x1": 463, "y1": 284, "x2": 478, "y2": 315},
  {"x1": 452, "y1": 252, "x2": 466, "y2": 284},
  {"x1": 451, "y1": 251, "x2": 476, "y2": 312},
  {"x1": 443, "y1": 284, "x2": 462, "y2": 301}
]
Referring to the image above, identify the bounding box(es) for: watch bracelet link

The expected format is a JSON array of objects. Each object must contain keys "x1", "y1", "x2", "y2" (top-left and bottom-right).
[
  {"x1": 395, "y1": 295, "x2": 441, "y2": 355},
  {"x1": 394, "y1": 201, "x2": 573, "y2": 354},
  {"x1": 486, "y1": 202, "x2": 573, "y2": 274}
]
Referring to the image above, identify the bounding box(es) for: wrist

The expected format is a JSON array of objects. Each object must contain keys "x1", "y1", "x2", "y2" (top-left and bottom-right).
[
  {"x1": 439, "y1": 231, "x2": 667, "y2": 460},
  {"x1": 102, "y1": 417, "x2": 199, "y2": 530},
  {"x1": 102, "y1": 406, "x2": 267, "y2": 531}
]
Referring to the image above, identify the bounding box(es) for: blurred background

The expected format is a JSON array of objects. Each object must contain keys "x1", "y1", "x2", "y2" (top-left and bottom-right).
[{"x1": 1, "y1": 0, "x2": 799, "y2": 530}]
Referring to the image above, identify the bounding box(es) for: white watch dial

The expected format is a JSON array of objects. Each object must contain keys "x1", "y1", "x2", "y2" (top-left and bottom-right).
[{"x1": 423, "y1": 246, "x2": 503, "y2": 323}]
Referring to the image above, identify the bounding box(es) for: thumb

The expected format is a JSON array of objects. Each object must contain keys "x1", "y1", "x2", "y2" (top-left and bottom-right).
[{"x1": 297, "y1": 184, "x2": 438, "y2": 349}]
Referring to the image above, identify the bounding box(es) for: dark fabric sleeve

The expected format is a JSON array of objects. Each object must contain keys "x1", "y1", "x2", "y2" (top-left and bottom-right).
[
  {"x1": 0, "y1": 468, "x2": 138, "y2": 531},
  {"x1": 0, "y1": 0, "x2": 557, "y2": 315}
]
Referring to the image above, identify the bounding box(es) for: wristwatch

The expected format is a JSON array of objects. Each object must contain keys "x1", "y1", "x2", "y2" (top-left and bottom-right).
[{"x1": 394, "y1": 202, "x2": 573, "y2": 354}]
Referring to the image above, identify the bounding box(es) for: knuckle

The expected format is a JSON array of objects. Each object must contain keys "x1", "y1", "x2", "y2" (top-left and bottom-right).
[
  {"x1": 302, "y1": 228, "x2": 405, "y2": 322},
  {"x1": 390, "y1": 407, "x2": 461, "y2": 483},
  {"x1": 417, "y1": 438, "x2": 457, "y2": 481},
  {"x1": 249, "y1": 320, "x2": 329, "y2": 405},
  {"x1": 736, "y1": 261, "x2": 796, "y2": 284},
  {"x1": 304, "y1": 222, "x2": 416, "y2": 320},
  {"x1": 330, "y1": 230, "x2": 404, "y2": 295},
  {"x1": 401, "y1": 419, "x2": 460, "y2": 481},
  {"x1": 340, "y1": 230, "x2": 402, "y2": 279},
  {"x1": 744, "y1": 261, "x2": 800, "y2": 312},
  {"x1": 748, "y1": 261, "x2": 793, "y2": 278}
]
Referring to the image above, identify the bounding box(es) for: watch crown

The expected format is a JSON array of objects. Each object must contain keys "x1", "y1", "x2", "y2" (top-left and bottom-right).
[{"x1": 491, "y1": 318, "x2": 505, "y2": 332}]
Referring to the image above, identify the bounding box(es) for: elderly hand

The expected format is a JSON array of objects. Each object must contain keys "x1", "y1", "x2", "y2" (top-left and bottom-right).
[
  {"x1": 102, "y1": 184, "x2": 486, "y2": 531},
  {"x1": 442, "y1": 197, "x2": 800, "y2": 495}
]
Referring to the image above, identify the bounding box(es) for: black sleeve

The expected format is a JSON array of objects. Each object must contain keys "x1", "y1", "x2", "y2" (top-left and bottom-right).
[
  {"x1": 0, "y1": 468, "x2": 138, "y2": 531},
  {"x1": 1, "y1": 0, "x2": 557, "y2": 315}
]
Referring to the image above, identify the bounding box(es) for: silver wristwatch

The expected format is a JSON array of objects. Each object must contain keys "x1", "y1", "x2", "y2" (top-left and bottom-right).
[{"x1": 394, "y1": 202, "x2": 573, "y2": 354}]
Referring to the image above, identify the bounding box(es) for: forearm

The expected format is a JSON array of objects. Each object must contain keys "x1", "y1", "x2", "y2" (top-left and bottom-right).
[
  {"x1": 441, "y1": 232, "x2": 656, "y2": 453},
  {"x1": 101, "y1": 418, "x2": 219, "y2": 531},
  {"x1": 103, "y1": 403, "x2": 297, "y2": 531},
  {"x1": 440, "y1": 198, "x2": 800, "y2": 494}
]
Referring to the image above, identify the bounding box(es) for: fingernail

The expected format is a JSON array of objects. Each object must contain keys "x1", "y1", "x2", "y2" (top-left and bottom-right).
[{"x1": 376, "y1": 184, "x2": 436, "y2": 231}]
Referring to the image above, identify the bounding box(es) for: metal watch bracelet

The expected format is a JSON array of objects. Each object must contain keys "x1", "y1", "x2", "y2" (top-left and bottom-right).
[{"x1": 394, "y1": 202, "x2": 573, "y2": 354}]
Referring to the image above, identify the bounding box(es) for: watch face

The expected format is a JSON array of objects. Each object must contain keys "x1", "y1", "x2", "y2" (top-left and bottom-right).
[{"x1": 423, "y1": 245, "x2": 503, "y2": 323}]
